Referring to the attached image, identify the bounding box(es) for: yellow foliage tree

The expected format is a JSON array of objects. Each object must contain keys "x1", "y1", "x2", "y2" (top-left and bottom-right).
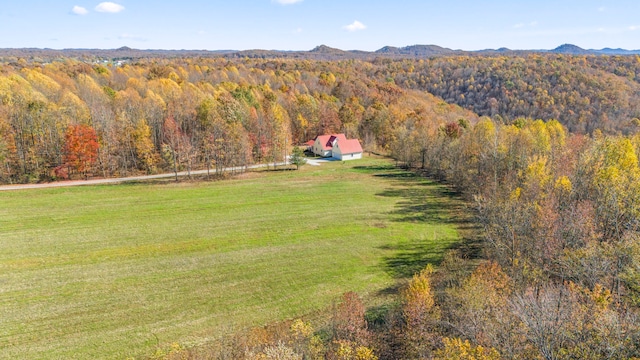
[
  {"x1": 403, "y1": 265, "x2": 440, "y2": 358},
  {"x1": 434, "y1": 338, "x2": 500, "y2": 360},
  {"x1": 132, "y1": 119, "x2": 158, "y2": 173}
]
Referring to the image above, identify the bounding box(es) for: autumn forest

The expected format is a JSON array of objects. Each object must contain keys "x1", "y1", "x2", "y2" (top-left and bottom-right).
[{"x1": 2, "y1": 53, "x2": 640, "y2": 358}]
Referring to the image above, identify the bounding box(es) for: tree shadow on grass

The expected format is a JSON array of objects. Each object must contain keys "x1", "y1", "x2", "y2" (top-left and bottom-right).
[
  {"x1": 107, "y1": 179, "x2": 179, "y2": 186},
  {"x1": 379, "y1": 237, "x2": 454, "y2": 279},
  {"x1": 352, "y1": 165, "x2": 397, "y2": 172},
  {"x1": 355, "y1": 165, "x2": 483, "y2": 280},
  {"x1": 376, "y1": 179, "x2": 461, "y2": 225}
]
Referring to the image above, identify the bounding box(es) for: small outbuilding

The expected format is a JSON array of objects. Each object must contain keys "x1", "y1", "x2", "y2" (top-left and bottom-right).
[{"x1": 304, "y1": 140, "x2": 315, "y2": 152}]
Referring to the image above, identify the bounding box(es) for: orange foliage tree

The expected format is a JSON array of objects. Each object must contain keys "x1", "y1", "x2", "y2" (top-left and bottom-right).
[{"x1": 62, "y1": 124, "x2": 100, "y2": 178}]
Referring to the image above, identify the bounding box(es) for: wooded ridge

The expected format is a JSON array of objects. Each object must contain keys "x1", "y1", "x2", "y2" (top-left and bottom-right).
[{"x1": 2, "y1": 53, "x2": 640, "y2": 183}]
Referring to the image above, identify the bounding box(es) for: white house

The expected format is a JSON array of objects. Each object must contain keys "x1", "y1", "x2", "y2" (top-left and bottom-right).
[
  {"x1": 332, "y1": 138, "x2": 363, "y2": 160},
  {"x1": 309, "y1": 133, "x2": 363, "y2": 160},
  {"x1": 311, "y1": 134, "x2": 347, "y2": 157}
]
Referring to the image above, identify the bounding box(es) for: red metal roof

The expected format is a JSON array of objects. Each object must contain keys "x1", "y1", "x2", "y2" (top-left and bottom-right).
[
  {"x1": 336, "y1": 139, "x2": 363, "y2": 154},
  {"x1": 316, "y1": 134, "x2": 347, "y2": 151},
  {"x1": 315, "y1": 135, "x2": 331, "y2": 150}
]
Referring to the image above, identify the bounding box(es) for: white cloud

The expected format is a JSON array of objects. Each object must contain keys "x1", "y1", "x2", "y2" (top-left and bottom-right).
[
  {"x1": 344, "y1": 20, "x2": 366, "y2": 32},
  {"x1": 514, "y1": 23, "x2": 525, "y2": 29},
  {"x1": 630, "y1": 25, "x2": 640, "y2": 31},
  {"x1": 598, "y1": 6, "x2": 606, "y2": 12},
  {"x1": 71, "y1": 6, "x2": 88, "y2": 15},
  {"x1": 273, "y1": 0, "x2": 303, "y2": 4},
  {"x1": 95, "y1": 2, "x2": 125, "y2": 13},
  {"x1": 293, "y1": 27, "x2": 303, "y2": 34}
]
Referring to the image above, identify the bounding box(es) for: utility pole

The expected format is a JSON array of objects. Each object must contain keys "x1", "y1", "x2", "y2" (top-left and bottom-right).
[{"x1": 284, "y1": 136, "x2": 288, "y2": 167}]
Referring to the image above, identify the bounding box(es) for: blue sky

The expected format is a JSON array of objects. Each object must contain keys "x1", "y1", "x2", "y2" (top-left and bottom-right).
[{"x1": 1, "y1": 0, "x2": 639, "y2": 51}]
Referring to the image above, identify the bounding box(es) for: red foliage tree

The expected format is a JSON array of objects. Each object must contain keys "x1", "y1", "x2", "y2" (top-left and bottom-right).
[
  {"x1": 63, "y1": 124, "x2": 100, "y2": 178},
  {"x1": 443, "y1": 121, "x2": 462, "y2": 139},
  {"x1": 333, "y1": 291, "x2": 371, "y2": 346}
]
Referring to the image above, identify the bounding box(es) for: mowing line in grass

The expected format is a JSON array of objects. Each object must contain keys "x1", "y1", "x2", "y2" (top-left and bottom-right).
[{"x1": 0, "y1": 158, "x2": 463, "y2": 359}]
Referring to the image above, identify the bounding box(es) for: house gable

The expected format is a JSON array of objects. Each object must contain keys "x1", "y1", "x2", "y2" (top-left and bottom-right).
[{"x1": 312, "y1": 133, "x2": 347, "y2": 157}]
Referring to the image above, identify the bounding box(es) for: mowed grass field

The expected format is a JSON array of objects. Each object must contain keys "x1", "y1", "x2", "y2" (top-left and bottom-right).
[{"x1": 0, "y1": 158, "x2": 463, "y2": 359}]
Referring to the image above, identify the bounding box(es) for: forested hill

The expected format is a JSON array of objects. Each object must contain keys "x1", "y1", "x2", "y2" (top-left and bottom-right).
[
  {"x1": 370, "y1": 54, "x2": 640, "y2": 134},
  {"x1": 2, "y1": 52, "x2": 640, "y2": 183},
  {"x1": 3, "y1": 47, "x2": 640, "y2": 135},
  {"x1": 0, "y1": 58, "x2": 477, "y2": 184}
]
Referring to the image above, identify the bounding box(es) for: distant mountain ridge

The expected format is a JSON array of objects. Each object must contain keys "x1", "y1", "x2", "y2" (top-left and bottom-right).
[
  {"x1": 551, "y1": 44, "x2": 590, "y2": 54},
  {"x1": 1, "y1": 44, "x2": 639, "y2": 61},
  {"x1": 375, "y1": 44, "x2": 455, "y2": 56},
  {"x1": 549, "y1": 44, "x2": 640, "y2": 55}
]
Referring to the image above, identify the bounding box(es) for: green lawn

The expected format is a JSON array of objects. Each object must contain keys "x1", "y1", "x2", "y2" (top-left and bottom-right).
[{"x1": 0, "y1": 158, "x2": 463, "y2": 359}]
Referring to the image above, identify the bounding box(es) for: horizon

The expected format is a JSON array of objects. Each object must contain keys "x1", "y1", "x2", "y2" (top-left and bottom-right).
[
  {"x1": 3, "y1": 43, "x2": 640, "y2": 53},
  {"x1": 1, "y1": 1, "x2": 639, "y2": 52}
]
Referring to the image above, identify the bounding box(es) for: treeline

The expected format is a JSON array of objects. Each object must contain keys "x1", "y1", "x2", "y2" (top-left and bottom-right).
[
  {"x1": 0, "y1": 58, "x2": 475, "y2": 183},
  {"x1": 4, "y1": 54, "x2": 640, "y2": 184},
  {"x1": 372, "y1": 54, "x2": 640, "y2": 134},
  {"x1": 385, "y1": 117, "x2": 640, "y2": 358}
]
